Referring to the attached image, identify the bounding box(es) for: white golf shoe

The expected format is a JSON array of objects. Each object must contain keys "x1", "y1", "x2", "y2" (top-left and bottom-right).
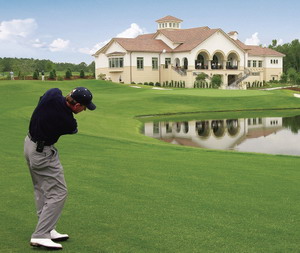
[
  {"x1": 30, "y1": 238, "x2": 62, "y2": 249},
  {"x1": 50, "y1": 229, "x2": 69, "y2": 241}
]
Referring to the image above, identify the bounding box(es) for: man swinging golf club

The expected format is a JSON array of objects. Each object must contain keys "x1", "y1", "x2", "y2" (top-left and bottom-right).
[{"x1": 24, "y1": 87, "x2": 96, "y2": 249}]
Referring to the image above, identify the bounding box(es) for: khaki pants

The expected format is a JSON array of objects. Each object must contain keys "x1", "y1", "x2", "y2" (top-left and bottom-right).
[{"x1": 24, "y1": 136, "x2": 67, "y2": 239}]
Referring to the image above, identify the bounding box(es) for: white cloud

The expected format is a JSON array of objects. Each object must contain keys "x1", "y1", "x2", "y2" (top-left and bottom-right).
[
  {"x1": 79, "y1": 23, "x2": 146, "y2": 55},
  {"x1": 79, "y1": 39, "x2": 110, "y2": 55},
  {"x1": 116, "y1": 23, "x2": 145, "y2": 38},
  {"x1": 31, "y1": 38, "x2": 47, "y2": 48},
  {"x1": 0, "y1": 18, "x2": 37, "y2": 40},
  {"x1": 277, "y1": 39, "x2": 284, "y2": 45},
  {"x1": 49, "y1": 38, "x2": 70, "y2": 52},
  {"x1": 245, "y1": 32, "x2": 260, "y2": 46}
]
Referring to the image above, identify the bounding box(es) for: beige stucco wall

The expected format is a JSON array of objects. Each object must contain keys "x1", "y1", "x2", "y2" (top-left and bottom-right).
[
  {"x1": 95, "y1": 67, "x2": 129, "y2": 83},
  {"x1": 264, "y1": 68, "x2": 282, "y2": 81}
]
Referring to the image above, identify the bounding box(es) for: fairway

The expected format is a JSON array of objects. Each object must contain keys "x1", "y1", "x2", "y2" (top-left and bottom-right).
[{"x1": 0, "y1": 80, "x2": 300, "y2": 253}]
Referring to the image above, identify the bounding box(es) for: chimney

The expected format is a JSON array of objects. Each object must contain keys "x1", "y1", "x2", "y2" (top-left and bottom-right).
[{"x1": 228, "y1": 31, "x2": 238, "y2": 40}]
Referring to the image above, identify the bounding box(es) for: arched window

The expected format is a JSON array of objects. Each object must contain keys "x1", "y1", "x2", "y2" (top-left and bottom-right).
[
  {"x1": 183, "y1": 58, "x2": 188, "y2": 70},
  {"x1": 183, "y1": 122, "x2": 189, "y2": 133},
  {"x1": 211, "y1": 120, "x2": 225, "y2": 137},
  {"x1": 226, "y1": 119, "x2": 240, "y2": 136},
  {"x1": 175, "y1": 122, "x2": 181, "y2": 133},
  {"x1": 212, "y1": 55, "x2": 219, "y2": 69},
  {"x1": 195, "y1": 55, "x2": 205, "y2": 69},
  {"x1": 195, "y1": 121, "x2": 210, "y2": 138}
]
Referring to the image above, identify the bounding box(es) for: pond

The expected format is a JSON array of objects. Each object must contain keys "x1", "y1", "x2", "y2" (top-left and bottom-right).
[{"x1": 142, "y1": 114, "x2": 300, "y2": 156}]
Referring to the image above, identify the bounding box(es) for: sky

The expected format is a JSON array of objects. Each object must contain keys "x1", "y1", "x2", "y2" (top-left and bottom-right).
[{"x1": 0, "y1": 0, "x2": 299, "y2": 64}]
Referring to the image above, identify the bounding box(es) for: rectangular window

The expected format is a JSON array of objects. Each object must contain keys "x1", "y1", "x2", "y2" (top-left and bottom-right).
[
  {"x1": 258, "y1": 61, "x2": 262, "y2": 67},
  {"x1": 248, "y1": 60, "x2": 251, "y2": 67},
  {"x1": 108, "y1": 58, "x2": 123, "y2": 68},
  {"x1": 137, "y1": 57, "x2": 144, "y2": 69},
  {"x1": 153, "y1": 122, "x2": 160, "y2": 134},
  {"x1": 271, "y1": 59, "x2": 273, "y2": 64},
  {"x1": 152, "y1": 57, "x2": 158, "y2": 70},
  {"x1": 253, "y1": 60, "x2": 257, "y2": 67},
  {"x1": 165, "y1": 58, "x2": 171, "y2": 68}
]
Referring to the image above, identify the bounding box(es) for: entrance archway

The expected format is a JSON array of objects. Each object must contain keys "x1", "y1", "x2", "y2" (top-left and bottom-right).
[{"x1": 228, "y1": 75, "x2": 237, "y2": 85}]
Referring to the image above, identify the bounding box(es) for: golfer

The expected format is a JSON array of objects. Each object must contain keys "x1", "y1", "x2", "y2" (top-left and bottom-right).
[{"x1": 24, "y1": 87, "x2": 96, "y2": 249}]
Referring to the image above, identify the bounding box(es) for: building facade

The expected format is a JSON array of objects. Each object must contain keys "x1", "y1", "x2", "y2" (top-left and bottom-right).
[{"x1": 94, "y1": 16, "x2": 285, "y2": 89}]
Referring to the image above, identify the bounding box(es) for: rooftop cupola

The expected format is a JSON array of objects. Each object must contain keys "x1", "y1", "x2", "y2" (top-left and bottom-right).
[{"x1": 156, "y1": 15, "x2": 183, "y2": 30}]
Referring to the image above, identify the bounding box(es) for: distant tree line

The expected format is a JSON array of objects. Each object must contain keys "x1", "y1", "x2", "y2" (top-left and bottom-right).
[{"x1": 0, "y1": 57, "x2": 95, "y2": 77}]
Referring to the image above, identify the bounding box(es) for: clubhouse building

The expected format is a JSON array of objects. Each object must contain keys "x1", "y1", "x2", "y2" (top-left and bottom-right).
[{"x1": 94, "y1": 16, "x2": 285, "y2": 89}]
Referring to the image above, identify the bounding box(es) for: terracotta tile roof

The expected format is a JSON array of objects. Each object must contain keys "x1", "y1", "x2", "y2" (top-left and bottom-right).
[
  {"x1": 156, "y1": 27, "x2": 218, "y2": 52},
  {"x1": 247, "y1": 45, "x2": 285, "y2": 57},
  {"x1": 113, "y1": 38, "x2": 172, "y2": 53},
  {"x1": 95, "y1": 26, "x2": 284, "y2": 57},
  {"x1": 156, "y1": 15, "x2": 183, "y2": 23},
  {"x1": 235, "y1": 39, "x2": 285, "y2": 57},
  {"x1": 135, "y1": 33, "x2": 156, "y2": 40}
]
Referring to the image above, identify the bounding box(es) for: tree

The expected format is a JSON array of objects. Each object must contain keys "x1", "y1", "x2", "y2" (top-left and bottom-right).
[
  {"x1": 211, "y1": 75, "x2": 222, "y2": 88},
  {"x1": 87, "y1": 61, "x2": 95, "y2": 73},
  {"x1": 77, "y1": 62, "x2": 87, "y2": 72},
  {"x1": 295, "y1": 73, "x2": 300, "y2": 85},
  {"x1": 33, "y1": 70, "x2": 39, "y2": 80},
  {"x1": 80, "y1": 70, "x2": 85, "y2": 78},
  {"x1": 287, "y1": 67, "x2": 297, "y2": 84},
  {"x1": 65, "y1": 69, "x2": 72, "y2": 79},
  {"x1": 196, "y1": 72, "x2": 208, "y2": 81},
  {"x1": 280, "y1": 73, "x2": 288, "y2": 83},
  {"x1": 268, "y1": 39, "x2": 277, "y2": 49},
  {"x1": 49, "y1": 69, "x2": 57, "y2": 80},
  {"x1": 1, "y1": 57, "x2": 13, "y2": 72}
]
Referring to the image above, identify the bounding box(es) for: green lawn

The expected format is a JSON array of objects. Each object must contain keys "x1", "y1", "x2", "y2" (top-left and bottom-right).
[{"x1": 0, "y1": 80, "x2": 300, "y2": 252}]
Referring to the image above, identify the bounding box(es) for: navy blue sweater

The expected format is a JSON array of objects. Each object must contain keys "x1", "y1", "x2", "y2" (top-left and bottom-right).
[{"x1": 29, "y1": 88, "x2": 77, "y2": 145}]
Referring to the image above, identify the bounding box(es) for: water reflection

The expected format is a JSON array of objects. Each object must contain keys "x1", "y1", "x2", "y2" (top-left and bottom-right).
[{"x1": 143, "y1": 115, "x2": 300, "y2": 156}]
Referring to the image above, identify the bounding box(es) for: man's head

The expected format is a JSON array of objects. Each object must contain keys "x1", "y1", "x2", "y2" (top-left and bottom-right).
[{"x1": 66, "y1": 87, "x2": 96, "y2": 113}]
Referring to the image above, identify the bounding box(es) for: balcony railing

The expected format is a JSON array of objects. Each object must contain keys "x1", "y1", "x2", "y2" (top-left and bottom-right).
[
  {"x1": 226, "y1": 65, "x2": 238, "y2": 70},
  {"x1": 194, "y1": 65, "x2": 239, "y2": 70}
]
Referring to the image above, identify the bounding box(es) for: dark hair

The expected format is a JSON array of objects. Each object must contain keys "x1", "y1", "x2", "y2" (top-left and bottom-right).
[{"x1": 65, "y1": 94, "x2": 77, "y2": 105}]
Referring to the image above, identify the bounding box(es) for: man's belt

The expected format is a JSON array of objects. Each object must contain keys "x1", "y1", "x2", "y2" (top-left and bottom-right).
[
  {"x1": 27, "y1": 133, "x2": 38, "y2": 143},
  {"x1": 27, "y1": 133, "x2": 50, "y2": 146}
]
